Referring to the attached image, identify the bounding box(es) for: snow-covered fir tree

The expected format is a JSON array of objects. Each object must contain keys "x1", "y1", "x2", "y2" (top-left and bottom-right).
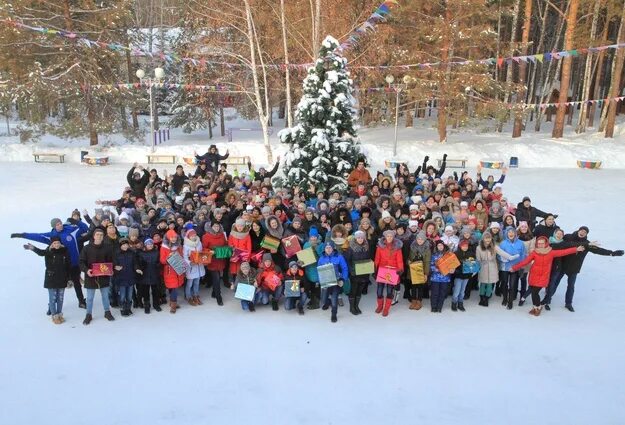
[{"x1": 278, "y1": 35, "x2": 364, "y2": 193}]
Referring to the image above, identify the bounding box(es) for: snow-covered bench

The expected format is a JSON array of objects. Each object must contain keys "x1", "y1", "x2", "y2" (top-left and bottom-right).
[
  {"x1": 33, "y1": 153, "x2": 65, "y2": 163},
  {"x1": 147, "y1": 154, "x2": 177, "y2": 164},
  {"x1": 438, "y1": 158, "x2": 467, "y2": 168}
]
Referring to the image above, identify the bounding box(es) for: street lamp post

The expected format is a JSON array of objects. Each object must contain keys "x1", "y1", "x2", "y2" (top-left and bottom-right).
[
  {"x1": 386, "y1": 75, "x2": 413, "y2": 157},
  {"x1": 136, "y1": 67, "x2": 165, "y2": 153}
]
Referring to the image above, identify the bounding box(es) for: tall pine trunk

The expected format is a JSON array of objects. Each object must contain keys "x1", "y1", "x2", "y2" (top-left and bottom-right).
[
  {"x1": 605, "y1": 1, "x2": 625, "y2": 138},
  {"x1": 576, "y1": 0, "x2": 602, "y2": 133},
  {"x1": 552, "y1": 0, "x2": 579, "y2": 138},
  {"x1": 513, "y1": 0, "x2": 532, "y2": 137},
  {"x1": 280, "y1": 0, "x2": 293, "y2": 127},
  {"x1": 588, "y1": 21, "x2": 609, "y2": 128}
]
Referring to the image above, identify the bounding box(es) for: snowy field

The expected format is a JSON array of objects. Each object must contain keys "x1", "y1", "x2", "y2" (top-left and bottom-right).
[{"x1": 1, "y1": 162, "x2": 624, "y2": 425}]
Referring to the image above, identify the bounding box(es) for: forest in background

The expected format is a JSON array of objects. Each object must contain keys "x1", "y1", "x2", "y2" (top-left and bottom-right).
[{"x1": 1, "y1": 0, "x2": 625, "y2": 146}]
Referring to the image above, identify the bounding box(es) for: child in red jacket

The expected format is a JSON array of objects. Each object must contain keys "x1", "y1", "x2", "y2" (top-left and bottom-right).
[
  {"x1": 202, "y1": 222, "x2": 228, "y2": 306},
  {"x1": 512, "y1": 236, "x2": 583, "y2": 316}
]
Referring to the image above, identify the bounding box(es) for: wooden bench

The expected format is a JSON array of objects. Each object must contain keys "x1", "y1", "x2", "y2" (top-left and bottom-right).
[
  {"x1": 34, "y1": 153, "x2": 65, "y2": 163},
  {"x1": 147, "y1": 154, "x2": 177, "y2": 164},
  {"x1": 438, "y1": 158, "x2": 467, "y2": 168},
  {"x1": 223, "y1": 156, "x2": 251, "y2": 166}
]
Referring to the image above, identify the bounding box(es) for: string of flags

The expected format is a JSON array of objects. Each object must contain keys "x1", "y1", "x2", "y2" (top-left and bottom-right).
[
  {"x1": 5, "y1": 16, "x2": 625, "y2": 71},
  {"x1": 87, "y1": 82, "x2": 241, "y2": 92},
  {"x1": 339, "y1": 0, "x2": 399, "y2": 51}
]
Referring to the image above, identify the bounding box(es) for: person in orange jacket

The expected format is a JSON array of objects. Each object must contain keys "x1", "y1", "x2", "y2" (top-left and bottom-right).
[
  {"x1": 202, "y1": 222, "x2": 228, "y2": 306},
  {"x1": 347, "y1": 159, "x2": 372, "y2": 190},
  {"x1": 159, "y1": 229, "x2": 185, "y2": 313},
  {"x1": 374, "y1": 229, "x2": 404, "y2": 317},
  {"x1": 511, "y1": 236, "x2": 583, "y2": 316},
  {"x1": 228, "y1": 218, "x2": 252, "y2": 278}
]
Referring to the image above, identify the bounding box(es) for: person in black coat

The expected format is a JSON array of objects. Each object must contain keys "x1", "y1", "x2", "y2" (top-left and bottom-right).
[
  {"x1": 170, "y1": 165, "x2": 188, "y2": 195},
  {"x1": 195, "y1": 144, "x2": 229, "y2": 173},
  {"x1": 533, "y1": 214, "x2": 558, "y2": 238},
  {"x1": 127, "y1": 164, "x2": 150, "y2": 198},
  {"x1": 113, "y1": 238, "x2": 141, "y2": 316},
  {"x1": 137, "y1": 239, "x2": 162, "y2": 313},
  {"x1": 248, "y1": 156, "x2": 280, "y2": 182},
  {"x1": 345, "y1": 230, "x2": 372, "y2": 315},
  {"x1": 24, "y1": 236, "x2": 71, "y2": 324},
  {"x1": 549, "y1": 226, "x2": 624, "y2": 311},
  {"x1": 514, "y1": 196, "x2": 555, "y2": 230}
]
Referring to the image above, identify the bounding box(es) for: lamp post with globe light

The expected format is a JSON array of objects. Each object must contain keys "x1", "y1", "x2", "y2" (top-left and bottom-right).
[
  {"x1": 386, "y1": 74, "x2": 414, "y2": 157},
  {"x1": 136, "y1": 67, "x2": 165, "y2": 152}
]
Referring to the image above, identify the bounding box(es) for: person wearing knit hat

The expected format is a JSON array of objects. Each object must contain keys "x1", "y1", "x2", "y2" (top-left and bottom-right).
[
  {"x1": 284, "y1": 260, "x2": 310, "y2": 315},
  {"x1": 183, "y1": 226, "x2": 205, "y2": 307},
  {"x1": 201, "y1": 221, "x2": 228, "y2": 307},
  {"x1": 381, "y1": 210, "x2": 392, "y2": 220},
  {"x1": 542, "y1": 226, "x2": 624, "y2": 312},
  {"x1": 346, "y1": 229, "x2": 372, "y2": 315},
  {"x1": 317, "y1": 239, "x2": 348, "y2": 323},
  {"x1": 228, "y1": 218, "x2": 252, "y2": 278},
  {"x1": 136, "y1": 235, "x2": 161, "y2": 313},
  {"x1": 114, "y1": 234, "x2": 140, "y2": 317},
  {"x1": 234, "y1": 260, "x2": 257, "y2": 312},
  {"x1": 256, "y1": 251, "x2": 283, "y2": 311},
  {"x1": 374, "y1": 229, "x2": 403, "y2": 317}
]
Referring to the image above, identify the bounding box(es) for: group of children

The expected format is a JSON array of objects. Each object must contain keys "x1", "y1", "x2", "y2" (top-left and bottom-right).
[{"x1": 12, "y1": 150, "x2": 623, "y2": 325}]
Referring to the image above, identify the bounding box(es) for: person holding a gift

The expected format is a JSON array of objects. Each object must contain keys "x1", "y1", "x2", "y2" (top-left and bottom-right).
[
  {"x1": 452, "y1": 239, "x2": 477, "y2": 312},
  {"x1": 263, "y1": 215, "x2": 284, "y2": 266},
  {"x1": 346, "y1": 230, "x2": 372, "y2": 315},
  {"x1": 302, "y1": 227, "x2": 323, "y2": 310},
  {"x1": 234, "y1": 261, "x2": 258, "y2": 312},
  {"x1": 183, "y1": 229, "x2": 206, "y2": 307},
  {"x1": 228, "y1": 218, "x2": 252, "y2": 277},
  {"x1": 160, "y1": 229, "x2": 186, "y2": 313},
  {"x1": 284, "y1": 261, "x2": 311, "y2": 315},
  {"x1": 256, "y1": 253, "x2": 284, "y2": 311},
  {"x1": 429, "y1": 240, "x2": 457, "y2": 312},
  {"x1": 23, "y1": 236, "x2": 71, "y2": 324},
  {"x1": 282, "y1": 216, "x2": 306, "y2": 260},
  {"x1": 79, "y1": 228, "x2": 116, "y2": 325},
  {"x1": 511, "y1": 236, "x2": 584, "y2": 316},
  {"x1": 408, "y1": 231, "x2": 431, "y2": 310},
  {"x1": 317, "y1": 242, "x2": 349, "y2": 323},
  {"x1": 374, "y1": 230, "x2": 404, "y2": 317},
  {"x1": 202, "y1": 222, "x2": 228, "y2": 306}
]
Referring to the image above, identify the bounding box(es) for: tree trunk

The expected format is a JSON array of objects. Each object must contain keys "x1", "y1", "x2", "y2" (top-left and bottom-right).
[
  {"x1": 605, "y1": 1, "x2": 625, "y2": 138},
  {"x1": 437, "y1": 7, "x2": 453, "y2": 144},
  {"x1": 220, "y1": 106, "x2": 225, "y2": 136},
  {"x1": 577, "y1": 0, "x2": 602, "y2": 133},
  {"x1": 513, "y1": 0, "x2": 532, "y2": 137},
  {"x1": 280, "y1": 0, "x2": 293, "y2": 127},
  {"x1": 526, "y1": 0, "x2": 550, "y2": 130},
  {"x1": 589, "y1": 15, "x2": 609, "y2": 128},
  {"x1": 552, "y1": 0, "x2": 579, "y2": 138},
  {"x1": 244, "y1": 0, "x2": 273, "y2": 163}
]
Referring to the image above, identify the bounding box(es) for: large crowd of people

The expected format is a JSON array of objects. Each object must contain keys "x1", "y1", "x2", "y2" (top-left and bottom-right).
[{"x1": 11, "y1": 145, "x2": 624, "y2": 325}]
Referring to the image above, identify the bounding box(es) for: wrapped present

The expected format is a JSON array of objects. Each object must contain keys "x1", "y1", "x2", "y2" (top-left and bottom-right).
[
  {"x1": 354, "y1": 260, "x2": 375, "y2": 276},
  {"x1": 190, "y1": 250, "x2": 213, "y2": 265},
  {"x1": 462, "y1": 259, "x2": 480, "y2": 274},
  {"x1": 317, "y1": 263, "x2": 338, "y2": 288},
  {"x1": 234, "y1": 283, "x2": 256, "y2": 302},
  {"x1": 213, "y1": 246, "x2": 233, "y2": 259},
  {"x1": 409, "y1": 262, "x2": 426, "y2": 285},
  {"x1": 166, "y1": 251, "x2": 187, "y2": 275},
  {"x1": 260, "y1": 235, "x2": 280, "y2": 251},
  {"x1": 284, "y1": 280, "x2": 300, "y2": 297},
  {"x1": 263, "y1": 273, "x2": 282, "y2": 291},
  {"x1": 231, "y1": 248, "x2": 250, "y2": 263},
  {"x1": 282, "y1": 235, "x2": 302, "y2": 258},
  {"x1": 91, "y1": 262, "x2": 113, "y2": 277},
  {"x1": 435, "y1": 252, "x2": 461, "y2": 275},
  {"x1": 376, "y1": 266, "x2": 400, "y2": 286},
  {"x1": 296, "y1": 247, "x2": 317, "y2": 267},
  {"x1": 250, "y1": 250, "x2": 266, "y2": 265}
]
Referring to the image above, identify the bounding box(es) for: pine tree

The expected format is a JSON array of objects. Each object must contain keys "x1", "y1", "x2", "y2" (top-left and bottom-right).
[{"x1": 278, "y1": 35, "x2": 363, "y2": 193}]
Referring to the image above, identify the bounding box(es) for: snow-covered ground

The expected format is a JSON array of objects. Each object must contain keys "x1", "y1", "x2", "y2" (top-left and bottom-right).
[
  {"x1": 1, "y1": 162, "x2": 624, "y2": 425},
  {"x1": 2, "y1": 112, "x2": 625, "y2": 171}
]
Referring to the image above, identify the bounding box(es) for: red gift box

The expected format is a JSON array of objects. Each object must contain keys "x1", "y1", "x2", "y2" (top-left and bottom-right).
[
  {"x1": 376, "y1": 266, "x2": 400, "y2": 286},
  {"x1": 263, "y1": 273, "x2": 282, "y2": 291},
  {"x1": 91, "y1": 263, "x2": 113, "y2": 277},
  {"x1": 281, "y1": 235, "x2": 302, "y2": 258}
]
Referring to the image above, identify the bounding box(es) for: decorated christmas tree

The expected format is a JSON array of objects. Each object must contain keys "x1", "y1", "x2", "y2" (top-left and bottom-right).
[{"x1": 278, "y1": 35, "x2": 364, "y2": 193}]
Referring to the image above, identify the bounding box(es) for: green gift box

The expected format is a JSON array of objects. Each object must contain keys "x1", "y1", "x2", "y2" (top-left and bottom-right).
[
  {"x1": 296, "y1": 247, "x2": 317, "y2": 267},
  {"x1": 260, "y1": 235, "x2": 280, "y2": 251},
  {"x1": 213, "y1": 246, "x2": 233, "y2": 259},
  {"x1": 317, "y1": 263, "x2": 338, "y2": 289},
  {"x1": 354, "y1": 260, "x2": 375, "y2": 276}
]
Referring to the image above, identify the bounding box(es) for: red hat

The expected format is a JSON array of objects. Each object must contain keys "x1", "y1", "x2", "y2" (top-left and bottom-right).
[
  {"x1": 165, "y1": 229, "x2": 178, "y2": 240},
  {"x1": 459, "y1": 239, "x2": 470, "y2": 248}
]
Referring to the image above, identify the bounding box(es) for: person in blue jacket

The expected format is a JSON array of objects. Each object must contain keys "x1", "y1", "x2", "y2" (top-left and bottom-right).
[
  {"x1": 12, "y1": 216, "x2": 89, "y2": 309},
  {"x1": 317, "y1": 241, "x2": 349, "y2": 323},
  {"x1": 498, "y1": 226, "x2": 527, "y2": 309},
  {"x1": 114, "y1": 238, "x2": 141, "y2": 317}
]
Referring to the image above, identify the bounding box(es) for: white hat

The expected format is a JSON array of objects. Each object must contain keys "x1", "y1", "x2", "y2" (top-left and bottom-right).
[
  {"x1": 445, "y1": 225, "x2": 454, "y2": 233},
  {"x1": 490, "y1": 222, "x2": 500, "y2": 230},
  {"x1": 460, "y1": 201, "x2": 468, "y2": 208},
  {"x1": 411, "y1": 195, "x2": 423, "y2": 204},
  {"x1": 409, "y1": 204, "x2": 419, "y2": 211},
  {"x1": 381, "y1": 211, "x2": 391, "y2": 219},
  {"x1": 408, "y1": 220, "x2": 419, "y2": 228}
]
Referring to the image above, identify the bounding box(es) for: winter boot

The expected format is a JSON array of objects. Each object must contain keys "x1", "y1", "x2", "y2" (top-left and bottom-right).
[
  {"x1": 321, "y1": 300, "x2": 330, "y2": 310},
  {"x1": 507, "y1": 298, "x2": 513, "y2": 310},
  {"x1": 188, "y1": 297, "x2": 197, "y2": 306},
  {"x1": 414, "y1": 299, "x2": 422, "y2": 310},
  {"x1": 104, "y1": 310, "x2": 115, "y2": 321},
  {"x1": 58, "y1": 313, "x2": 66, "y2": 323},
  {"x1": 271, "y1": 298, "x2": 279, "y2": 311},
  {"x1": 375, "y1": 298, "x2": 384, "y2": 314},
  {"x1": 518, "y1": 297, "x2": 526, "y2": 307},
  {"x1": 458, "y1": 302, "x2": 465, "y2": 312},
  {"x1": 249, "y1": 302, "x2": 255, "y2": 312},
  {"x1": 495, "y1": 282, "x2": 502, "y2": 297},
  {"x1": 485, "y1": 296, "x2": 490, "y2": 307},
  {"x1": 331, "y1": 307, "x2": 338, "y2": 323},
  {"x1": 154, "y1": 303, "x2": 162, "y2": 312},
  {"x1": 297, "y1": 302, "x2": 304, "y2": 315},
  {"x1": 544, "y1": 304, "x2": 551, "y2": 311},
  {"x1": 121, "y1": 308, "x2": 129, "y2": 317},
  {"x1": 338, "y1": 296, "x2": 344, "y2": 307},
  {"x1": 144, "y1": 303, "x2": 151, "y2": 314},
  {"x1": 409, "y1": 300, "x2": 418, "y2": 310},
  {"x1": 382, "y1": 297, "x2": 392, "y2": 317},
  {"x1": 349, "y1": 297, "x2": 358, "y2": 315},
  {"x1": 52, "y1": 314, "x2": 62, "y2": 324},
  {"x1": 195, "y1": 296, "x2": 203, "y2": 306},
  {"x1": 354, "y1": 296, "x2": 362, "y2": 315},
  {"x1": 83, "y1": 314, "x2": 92, "y2": 325},
  {"x1": 478, "y1": 296, "x2": 486, "y2": 306},
  {"x1": 46, "y1": 308, "x2": 51, "y2": 316},
  {"x1": 78, "y1": 299, "x2": 86, "y2": 309},
  {"x1": 216, "y1": 295, "x2": 223, "y2": 306},
  {"x1": 451, "y1": 302, "x2": 458, "y2": 312},
  {"x1": 307, "y1": 293, "x2": 320, "y2": 310},
  {"x1": 565, "y1": 304, "x2": 575, "y2": 312},
  {"x1": 170, "y1": 301, "x2": 176, "y2": 314},
  {"x1": 501, "y1": 292, "x2": 508, "y2": 306},
  {"x1": 391, "y1": 290, "x2": 400, "y2": 306},
  {"x1": 127, "y1": 302, "x2": 133, "y2": 315}
]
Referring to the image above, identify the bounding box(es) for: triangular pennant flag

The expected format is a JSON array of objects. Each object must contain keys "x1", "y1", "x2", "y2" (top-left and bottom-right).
[
  {"x1": 544, "y1": 52, "x2": 552, "y2": 61},
  {"x1": 535, "y1": 54, "x2": 544, "y2": 63},
  {"x1": 569, "y1": 49, "x2": 579, "y2": 56},
  {"x1": 497, "y1": 57, "x2": 504, "y2": 68}
]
